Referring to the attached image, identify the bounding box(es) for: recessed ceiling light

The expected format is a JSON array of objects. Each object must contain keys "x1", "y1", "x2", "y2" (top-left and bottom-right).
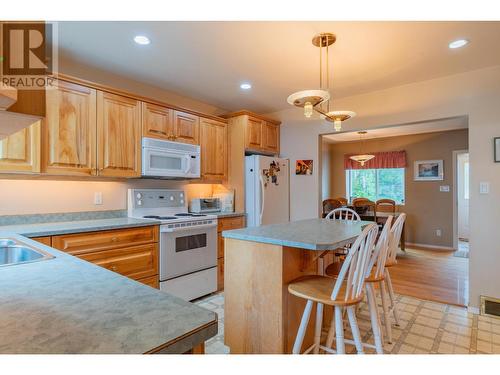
[
  {"x1": 449, "y1": 39, "x2": 469, "y2": 49},
  {"x1": 134, "y1": 35, "x2": 151, "y2": 45},
  {"x1": 240, "y1": 83, "x2": 252, "y2": 90}
]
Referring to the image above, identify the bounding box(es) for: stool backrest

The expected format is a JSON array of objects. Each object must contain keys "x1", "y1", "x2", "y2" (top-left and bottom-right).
[
  {"x1": 325, "y1": 207, "x2": 360, "y2": 222},
  {"x1": 367, "y1": 215, "x2": 393, "y2": 280},
  {"x1": 331, "y1": 223, "x2": 378, "y2": 302},
  {"x1": 387, "y1": 213, "x2": 406, "y2": 264}
]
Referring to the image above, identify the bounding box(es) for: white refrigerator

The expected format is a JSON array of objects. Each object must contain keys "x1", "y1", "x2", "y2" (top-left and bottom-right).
[{"x1": 245, "y1": 155, "x2": 290, "y2": 227}]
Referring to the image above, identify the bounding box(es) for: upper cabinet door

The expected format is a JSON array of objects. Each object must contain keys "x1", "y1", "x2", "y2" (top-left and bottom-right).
[
  {"x1": 173, "y1": 110, "x2": 200, "y2": 145},
  {"x1": 245, "y1": 117, "x2": 263, "y2": 150},
  {"x1": 262, "y1": 122, "x2": 280, "y2": 154},
  {"x1": 200, "y1": 118, "x2": 228, "y2": 181},
  {"x1": 142, "y1": 102, "x2": 174, "y2": 140},
  {"x1": 97, "y1": 91, "x2": 141, "y2": 177},
  {"x1": 0, "y1": 121, "x2": 41, "y2": 173},
  {"x1": 43, "y1": 80, "x2": 97, "y2": 176}
]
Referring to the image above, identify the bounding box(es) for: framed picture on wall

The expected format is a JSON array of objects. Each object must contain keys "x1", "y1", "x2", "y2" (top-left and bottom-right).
[
  {"x1": 295, "y1": 160, "x2": 313, "y2": 175},
  {"x1": 495, "y1": 137, "x2": 500, "y2": 162},
  {"x1": 414, "y1": 160, "x2": 444, "y2": 181}
]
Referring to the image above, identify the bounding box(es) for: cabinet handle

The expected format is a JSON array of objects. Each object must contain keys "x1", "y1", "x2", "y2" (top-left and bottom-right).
[{"x1": 111, "y1": 265, "x2": 117, "y2": 271}]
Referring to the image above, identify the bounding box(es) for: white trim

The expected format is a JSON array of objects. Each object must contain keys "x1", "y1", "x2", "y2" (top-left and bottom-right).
[
  {"x1": 467, "y1": 306, "x2": 480, "y2": 315},
  {"x1": 452, "y1": 149, "x2": 469, "y2": 251},
  {"x1": 405, "y1": 242, "x2": 455, "y2": 251}
]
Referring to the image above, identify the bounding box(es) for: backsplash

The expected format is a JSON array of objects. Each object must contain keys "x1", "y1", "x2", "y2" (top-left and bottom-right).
[
  {"x1": 0, "y1": 179, "x2": 225, "y2": 216},
  {"x1": 0, "y1": 209, "x2": 127, "y2": 226}
]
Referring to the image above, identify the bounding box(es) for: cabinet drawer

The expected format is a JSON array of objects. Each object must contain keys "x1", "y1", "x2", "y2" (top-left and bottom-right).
[
  {"x1": 79, "y1": 243, "x2": 158, "y2": 281},
  {"x1": 137, "y1": 275, "x2": 159, "y2": 289},
  {"x1": 32, "y1": 236, "x2": 51, "y2": 246},
  {"x1": 217, "y1": 216, "x2": 245, "y2": 232},
  {"x1": 52, "y1": 225, "x2": 159, "y2": 256},
  {"x1": 217, "y1": 258, "x2": 224, "y2": 291}
]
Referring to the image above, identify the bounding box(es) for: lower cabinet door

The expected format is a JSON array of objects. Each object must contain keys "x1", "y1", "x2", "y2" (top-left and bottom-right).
[
  {"x1": 217, "y1": 258, "x2": 224, "y2": 291},
  {"x1": 78, "y1": 243, "x2": 158, "y2": 281},
  {"x1": 137, "y1": 275, "x2": 159, "y2": 289}
]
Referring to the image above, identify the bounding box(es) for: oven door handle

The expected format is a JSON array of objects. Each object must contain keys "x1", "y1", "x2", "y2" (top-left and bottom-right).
[{"x1": 160, "y1": 222, "x2": 217, "y2": 233}]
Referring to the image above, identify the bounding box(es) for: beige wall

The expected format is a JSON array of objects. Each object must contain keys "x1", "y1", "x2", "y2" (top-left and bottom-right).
[
  {"x1": 273, "y1": 65, "x2": 500, "y2": 309},
  {"x1": 324, "y1": 129, "x2": 468, "y2": 248}
]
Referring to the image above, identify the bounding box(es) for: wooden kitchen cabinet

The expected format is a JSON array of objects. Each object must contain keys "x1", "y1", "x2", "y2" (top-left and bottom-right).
[
  {"x1": 0, "y1": 120, "x2": 41, "y2": 173},
  {"x1": 42, "y1": 80, "x2": 97, "y2": 176},
  {"x1": 142, "y1": 102, "x2": 174, "y2": 140},
  {"x1": 97, "y1": 91, "x2": 142, "y2": 177},
  {"x1": 262, "y1": 121, "x2": 280, "y2": 154},
  {"x1": 200, "y1": 117, "x2": 227, "y2": 181},
  {"x1": 217, "y1": 215, "x2": 245, "y2": 291},
  {"x1": 32, "y1": 236, "x2": 52, "y2": 246},
  {"x1": 245, "y1": 117, "x2": 263, "y2": 151},
  {"x1": 173, "y1": 110, "x2": 199, "y2": 145},
  {"x1": 51, "y1": 225, "x2": 160, "y2": 288}
]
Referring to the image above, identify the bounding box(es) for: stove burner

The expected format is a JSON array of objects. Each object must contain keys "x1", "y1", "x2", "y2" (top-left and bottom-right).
[
  {"x1": 143, "y1": 215, "x2": 179, "y2": 220},
  {"x1": 175, "y1": 213, "x2": 207, "y2": 217}
]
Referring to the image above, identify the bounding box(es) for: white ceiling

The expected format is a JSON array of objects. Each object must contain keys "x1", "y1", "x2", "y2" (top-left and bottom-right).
[
  {"x1": 323, "y1": 116, "x2": 468, "y2": 143},
  {"x1": 57, "y1": 21, "x2": 500, "y2": 113}
]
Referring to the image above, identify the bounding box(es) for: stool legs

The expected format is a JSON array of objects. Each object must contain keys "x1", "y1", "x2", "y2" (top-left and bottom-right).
[
  {"x1": 293, "y1": 300, "x2": 313, "y2": 354},
  {"x1": 346, "y1": 306, "x2": 364, "y2": 354},
  {"x1": 313, "y1": 303, "x2": 324, "y2": 354},
  {"x1": 385, "y1": 271, "x2": 401, "y2": 326},
  {"x1": 379, "y1": 279, "x2": 393, "y2": 343},
  {"x1": 366, "y1": 283, "x2": 384, "y2": 354},
  {"x1": 334, "y1": 306, "x2": 345, "y2": 354},
  {"x1": 325, "y1": 312, "x2": 336, "y2": 348}
]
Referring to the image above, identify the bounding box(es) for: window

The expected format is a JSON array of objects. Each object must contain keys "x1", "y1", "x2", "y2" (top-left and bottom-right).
[{"x1": 346, "y1": 168, "x2": 405, "y2": 204}]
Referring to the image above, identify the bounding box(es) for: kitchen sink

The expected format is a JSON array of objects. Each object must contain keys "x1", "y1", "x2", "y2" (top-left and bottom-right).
[{"x1": 0, "y1": 238, "x2": 55, "y2": 267}]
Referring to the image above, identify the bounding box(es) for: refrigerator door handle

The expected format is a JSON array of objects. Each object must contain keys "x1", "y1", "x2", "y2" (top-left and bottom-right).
[{"x1": 259, "y1": 174, "x2": 265, "y2": 225}]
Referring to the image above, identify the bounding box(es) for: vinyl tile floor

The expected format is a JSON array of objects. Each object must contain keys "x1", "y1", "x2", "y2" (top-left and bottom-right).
[{"x1": 195, "y1": 292, "x2": 500, "y2": 354}]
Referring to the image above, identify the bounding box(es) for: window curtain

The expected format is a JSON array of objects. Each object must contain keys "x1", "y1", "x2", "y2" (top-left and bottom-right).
[{"x1": 344, "y1": 151, "x2": 407, "y2": 170}]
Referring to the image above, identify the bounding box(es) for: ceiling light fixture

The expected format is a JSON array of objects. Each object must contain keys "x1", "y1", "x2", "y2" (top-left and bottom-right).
[
  {"x1": 349, "y1": 131, "x2": 375, "y2": 166},
  {"x1": 448, "y1": 39, "x2": 469, "y2": 49},
  {"x1": 240, "y1": 83, "x2": 252, "y2": 90},
  {"x1": 134, "y1": 35, "x2": 151, "y2": 45},
  {"x1": 287, "y1": 33, "x2": 356, "y2": 131}
]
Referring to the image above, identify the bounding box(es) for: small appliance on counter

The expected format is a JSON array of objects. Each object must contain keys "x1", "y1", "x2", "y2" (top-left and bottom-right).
[
  {"x1": 189, "y1": 198, "x2": 221, "y2": 213},
  {"x1": 213, "y1": 188, "x2": 235, "y2": 213}
]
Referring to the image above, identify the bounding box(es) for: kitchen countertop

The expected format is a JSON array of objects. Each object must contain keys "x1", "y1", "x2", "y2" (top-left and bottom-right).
[
  {"x1": 0, "y1": 232, "x2": 217, "y2": 354},
  {"x1": 0, "y1": 217, "x2": 161, "y2": 238},
  {"x1": 211, "y1": 211, "x2": 246, "y2": 219},
  {"x1": 222, "y1": 218, "x2": 372, "y2": 250}
]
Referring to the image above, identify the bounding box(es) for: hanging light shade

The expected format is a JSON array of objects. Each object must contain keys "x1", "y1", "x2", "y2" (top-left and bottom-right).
[
  {"x1": 350, "y1": 131, "x2": 375, "y2": 166},
  {"x1": 287, "y1": 33, "x2": 356, "y2": 131}
]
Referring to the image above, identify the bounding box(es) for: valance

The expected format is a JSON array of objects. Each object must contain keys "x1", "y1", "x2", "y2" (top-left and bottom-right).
[{"x1": 344, "y1": 151, "x2": 407, "y2": 170}]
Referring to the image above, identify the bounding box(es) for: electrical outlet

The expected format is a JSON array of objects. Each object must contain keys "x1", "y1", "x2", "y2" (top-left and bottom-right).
[
  {"x1": 94, "y1": 192, "x2": 103, "y2": 205},
  {"x1": 436, "y1": 229, "x2": 442, "y2": 237}
]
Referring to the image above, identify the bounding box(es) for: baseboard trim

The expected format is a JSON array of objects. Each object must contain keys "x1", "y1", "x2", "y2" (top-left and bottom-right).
[{"x1": 405, "y1": 242, "x2": 455, "y2": 251}]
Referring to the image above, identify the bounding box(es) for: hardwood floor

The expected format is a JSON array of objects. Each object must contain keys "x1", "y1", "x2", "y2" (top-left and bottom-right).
[{"x1": 388, "y1": 248, "x2": 468, "y2": 307}]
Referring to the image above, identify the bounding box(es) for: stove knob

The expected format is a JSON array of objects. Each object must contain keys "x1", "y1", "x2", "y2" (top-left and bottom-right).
[
  {"x1": 180, "y1": 200, "x2": 184, "y2": 204},
  {"x1": 137, "y1": 200, "x2": 142, "y2": 206},
  {"x1": 180, "y1": 193, "x2": 184, "y2": 198},
  {"x1": 170, "y1": 196, "x2": 175, "y2": 201},
  {"x1": 136, "y1": 193, "x2": 142, "y2": 199}
]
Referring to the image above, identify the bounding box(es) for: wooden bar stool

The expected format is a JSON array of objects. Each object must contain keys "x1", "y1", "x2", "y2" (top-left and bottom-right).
[
  {"x1": 288, "y1": 223, "x2": 378, "y2": 354},
  {"x1": 382, "y1": 213, "x2": 407, "y2": 340},
  {"x1": 324, "y1": 216, "x2": 393, "y2": 353}
]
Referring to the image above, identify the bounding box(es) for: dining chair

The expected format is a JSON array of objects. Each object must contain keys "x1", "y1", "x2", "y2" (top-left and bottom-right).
[
  {"x1": 288, "y1": 223, "x2": 379, "y2": 354},
  {"x1": 322, "y1": 199, "x2": 343, "y2": 218},
  {"x1": 382, "y1": 213, "x2": 407, "y2": 339},
  {"x1": 325, "y1": 207, "x2": 360, "y2": 221},
  {"x1": 334, "y1": 197, "x2": 348, "y2": 206},
  {"x1": 352, "y1": 198, "x2": 376, "y2": 223},
  {"x1": 324, "y1": 216, "x2": 393, "y2": 353},
  {"x1": 375, "y1": 199, "x2": 396, "y2": 227}
]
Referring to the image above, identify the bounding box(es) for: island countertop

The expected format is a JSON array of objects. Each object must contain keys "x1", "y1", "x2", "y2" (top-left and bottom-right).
[
  {"x1": 222, "y1": 218, "x2": 371, "y2": 250},
  {"x1": 0, "y1": 232, "x2": 217, "y2": 354}
]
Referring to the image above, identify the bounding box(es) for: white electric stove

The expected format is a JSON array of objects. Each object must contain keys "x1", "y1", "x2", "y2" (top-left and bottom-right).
[{"x1": 128, "y1": 189, "x2": 218, "y2": 301}]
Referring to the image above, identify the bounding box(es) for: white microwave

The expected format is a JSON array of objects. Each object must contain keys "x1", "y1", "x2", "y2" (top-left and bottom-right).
[{"x1": 142, "y1": 137, "x2": 200, "y2": 179}]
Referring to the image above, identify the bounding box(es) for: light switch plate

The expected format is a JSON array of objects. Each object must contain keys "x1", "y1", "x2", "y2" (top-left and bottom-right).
[
  {"x1": 439, "y1": 185, "x2": 450, "y2": 192},
  {"x1": 480, "y1": 182, "x2": 490, "y2": 194},
  {"x1": 94, "y1": 192, "x2": 103, "y2": 205}
]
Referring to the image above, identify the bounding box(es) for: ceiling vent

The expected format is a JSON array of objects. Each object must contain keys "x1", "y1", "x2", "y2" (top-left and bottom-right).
[{"x1": 480, "y1": 295, "x2": 500, "y2": 318}]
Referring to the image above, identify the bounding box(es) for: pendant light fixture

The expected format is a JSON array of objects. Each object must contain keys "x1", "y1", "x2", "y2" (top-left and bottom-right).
[
  {"x1": 350, "y1": 131, "x2": 375, "y2": 166},
  {"x1": 287, "y1": 33, "x2": 356, "y2": 131}
]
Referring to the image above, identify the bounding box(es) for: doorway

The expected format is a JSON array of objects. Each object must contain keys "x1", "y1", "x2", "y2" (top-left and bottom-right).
[{"x1": 454, "y1": 151, "x2": 469, "y2": 258}]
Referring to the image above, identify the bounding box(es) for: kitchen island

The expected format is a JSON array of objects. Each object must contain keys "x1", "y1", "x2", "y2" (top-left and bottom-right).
[
  {"x1": 0, "y1": 232, "x2": 217, "y2": 354},
  {"x1": 222, "y1": 218, "x2": 368, "y2": 354}
]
